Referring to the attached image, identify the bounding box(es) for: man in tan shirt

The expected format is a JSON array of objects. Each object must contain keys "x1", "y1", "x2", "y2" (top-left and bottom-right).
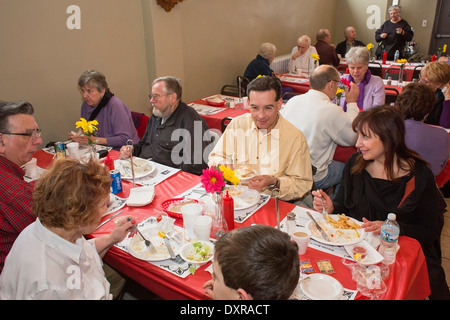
[{"x1": 208, "y1": 76, "x2": 313, "y2": 201}]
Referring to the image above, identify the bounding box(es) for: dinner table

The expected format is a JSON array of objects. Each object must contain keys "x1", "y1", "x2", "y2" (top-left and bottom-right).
[
  {"x1": 188, "y1": 95, "x2": 249, "y2": 132},
  {"x1": 278, "y1": 73, "x2": 408, "y2": 96},
  {"x1": 30, "y1": 148, "x2": 432, "y2": 300},
  {"x1": 338, "y1": 59, "x2": 422, "y2": 81}
]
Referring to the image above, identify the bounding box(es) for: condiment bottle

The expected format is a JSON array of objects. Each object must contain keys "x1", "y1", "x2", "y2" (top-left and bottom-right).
[
  {"x1": 222, "y1": 191, "x2": 234, "y2": 231},
  {"x1": 285, "y1": 212, "x2": 296, "y2": 235},
  {"x1": 104, "y1": 155, "x2": 115, "y2": 171},
  {"x1": 382, "y1": 51, "x2": 387, "y2": 64}
]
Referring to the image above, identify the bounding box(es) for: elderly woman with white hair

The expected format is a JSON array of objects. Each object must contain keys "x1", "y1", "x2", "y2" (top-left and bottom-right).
[
  {"x1": 338, "y1": 46, "x2": 385, "y2": 111},
  {"x1": 244, "y1": 42, "x2": 277, "y2": 82},
  {"x1": 287, "y1": 35, "x2": 318, "y2": 75},
  {"x1": 375, "y1": 5, "x2": 414, "y2": 60}
]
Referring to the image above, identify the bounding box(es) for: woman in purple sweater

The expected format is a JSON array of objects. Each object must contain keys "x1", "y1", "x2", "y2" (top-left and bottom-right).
[
  {"x1": 397, "y1": 83, "x2": 450, "y2": 176},
  {"x1": 339, "y1": 46, "x2": 385, "y2": 111},
  {"x1": 69, "y1": 70, "x2": 139, "y2": 150}
]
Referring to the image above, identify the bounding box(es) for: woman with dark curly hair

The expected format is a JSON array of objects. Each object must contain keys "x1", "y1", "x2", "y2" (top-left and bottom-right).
[{"x1": 0, "y1": 159, "x2": 134, "y2": 300}]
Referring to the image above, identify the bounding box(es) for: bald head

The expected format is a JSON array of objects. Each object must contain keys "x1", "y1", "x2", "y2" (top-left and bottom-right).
[{"x1": 309, "y1": 65, "x2": 340, "y2": 90}]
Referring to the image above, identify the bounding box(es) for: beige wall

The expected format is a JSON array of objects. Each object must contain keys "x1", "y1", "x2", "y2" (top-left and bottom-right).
[
  {"x1": 334, "y1": 0, "x2": 437, "y2": 56},
  {"x1": 145, "y1": 0, "x2": 338, "y2": 102},
  {"x1": 0, "y1": 0, "x2": 150, "y2": 146},
  {"x1": 0, "y1": 0, "x2": 436, "y2": 148}
]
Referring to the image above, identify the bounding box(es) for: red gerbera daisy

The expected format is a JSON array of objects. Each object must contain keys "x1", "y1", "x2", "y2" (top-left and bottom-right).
[{"x1": 200, "y1": 166, "x2": 226, "y2": 194}]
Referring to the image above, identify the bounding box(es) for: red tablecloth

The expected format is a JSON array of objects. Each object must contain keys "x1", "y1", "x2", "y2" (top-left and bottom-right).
[
  {"x1": 339, "y1": 61, "x2": 417, "y2": 81},
  {"x1": 280, "y1": 73, "x2": 405, "y2": 95},
  {"x1": 33, "y1": 149, "x2": 431, "y2": 300},
  {"x1": 190, "y1": 98, "x2": 249, "y2": 132}
]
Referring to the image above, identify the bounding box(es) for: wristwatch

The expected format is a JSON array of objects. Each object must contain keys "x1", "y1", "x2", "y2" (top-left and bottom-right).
[{"x1": 267, "y1": 178, "x2": 280, "y2": 189}]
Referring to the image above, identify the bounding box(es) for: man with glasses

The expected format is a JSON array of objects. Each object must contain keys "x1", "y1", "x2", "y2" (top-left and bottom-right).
[
  {"x1": 0, "y1": 101, "x2": 42, "y2": 273},
  {"x1": 282, "y1": 65, "x2": 359, "y2": 198},
  {"x1": 120, "y1": 76, "x2": 210, "y2": 175}
]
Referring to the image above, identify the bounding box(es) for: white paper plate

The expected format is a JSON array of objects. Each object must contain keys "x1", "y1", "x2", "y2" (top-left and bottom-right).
[
  {"x1": 126, "y1": 185, "x2": 155, "y2": 207},
  {"x1": 344, "y1": 240, "x2": 384, "y2": 266},
  {"x1": 128, "y1": 225, "x2": 185, "y2": 262},
  {"x1": 223, "y1": 186, "x2": 260, "y2": 211},
  {"x1": 115, "y1": 157, "x2": 156, "y2": 180},
  {"x1": 179, "y1": 240, "x2": 214, "y2": 266},
  {"x1": 307, "y1": 214, "x2": 365, "y2": 246},
  {"x1": 300, "y1": 273, "x2": 343, "y2": 300}
]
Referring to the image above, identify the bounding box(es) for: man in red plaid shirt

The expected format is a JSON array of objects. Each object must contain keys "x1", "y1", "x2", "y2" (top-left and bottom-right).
[{"x1": 0, "y1": 101, "x2": 43, "y2": 273}]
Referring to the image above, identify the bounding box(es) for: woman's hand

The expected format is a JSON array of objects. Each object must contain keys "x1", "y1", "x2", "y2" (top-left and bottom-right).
[
  {"x1": 361, "y1": 217, "x2": 383, "y2": 234},
  {"x1": 311, "y1": 189, "x2": 334, "y2": 214},
  {"x1": 69, "y1": 132, "x2": 89, "y2": 145}
]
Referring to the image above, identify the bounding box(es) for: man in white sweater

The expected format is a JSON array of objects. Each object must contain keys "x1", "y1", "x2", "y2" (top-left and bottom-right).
[{"x1": 281, "y1": 65, "x2": 359, "y2": 196}]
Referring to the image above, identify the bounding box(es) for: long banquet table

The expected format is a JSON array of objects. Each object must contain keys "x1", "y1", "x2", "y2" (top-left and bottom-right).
[
  {"x1": 188, "y1": 95, "x2": 249, "y2": 132},
  {"x1": 31, "y1": 149, "x2": 431, "y2": 300},
  {"x1": 278, "y1": 73, "x2": 408, "y2": 95}
]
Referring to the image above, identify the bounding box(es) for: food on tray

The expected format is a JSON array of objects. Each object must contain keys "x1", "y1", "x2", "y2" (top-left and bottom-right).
[
  {"x1": 226, "y1": 186, "x2": 244, "y2": 197},
  {"x1": 167, "y1": 199, "x2": 197, "y2": 213},
  {"x1": 236, "y1": 166, "x2": 255, "y2": 178},
  {"x1": 132, "y1": 236, "x2": 169, "y2": 259},
  {"x1": 186, "y1": 240, "x2": 213, "y2": 262},
  {"x1": 311, "y1": 214, "x2": 362, "y2": 244},
  {"x1": 352, "y1": 246, "x2": 367, "y2": 261},
  {"x1": 208, "y1": 95, "x2": 224, "y2": 103},
  {"x1": 325, "y1": 214, "x2": 361, "y2": 230}
]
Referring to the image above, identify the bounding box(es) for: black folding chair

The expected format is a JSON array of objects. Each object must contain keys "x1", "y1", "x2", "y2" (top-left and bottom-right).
[
  {"x1": 220, "y1": 117, "x2": 233, "y2": 132},
  {"x1": 368, "y1": 62, "x2": 383, "y2": 77},
  {"x1": 412, "y1": 65, "x2": 424, "y2": 82},
  {"x1": 384, "y1": 67, "x2": 406, "y2": 81},
  {"x1": 385, "y1": 87, "x2": 400, "y2": 105}
]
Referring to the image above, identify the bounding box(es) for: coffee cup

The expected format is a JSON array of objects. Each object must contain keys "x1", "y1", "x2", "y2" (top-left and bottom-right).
[{"x1": 291, "y1": 227, "x2": 311, "y2": 255}]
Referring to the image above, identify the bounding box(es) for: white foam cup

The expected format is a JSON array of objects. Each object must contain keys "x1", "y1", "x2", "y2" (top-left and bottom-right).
[
  {"x1": 181, "y1": 203, "x2": 203, "y2": 239},
  {"x1": 194, "y1": 215, "x2": 212, "y2": 241},
  {"x1": 291, "y1": 227, "x2": 311, "y2": 255},
  {"x1": 66, "y1": 142, "x2": 80, "y2": 159}
]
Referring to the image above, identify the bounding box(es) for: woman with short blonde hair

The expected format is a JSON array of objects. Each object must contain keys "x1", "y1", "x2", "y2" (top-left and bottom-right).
[{"x1": 421, "y1": 61, "x2": 450, "y2": 128}]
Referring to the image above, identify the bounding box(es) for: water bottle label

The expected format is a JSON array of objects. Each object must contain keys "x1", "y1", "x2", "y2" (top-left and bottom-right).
[{"x1": 380, "y1": 229, "x2": 398, "y2": 243}]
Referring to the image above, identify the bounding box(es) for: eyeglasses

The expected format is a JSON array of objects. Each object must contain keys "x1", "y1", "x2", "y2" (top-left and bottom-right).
[
  {"x1": 148, "y1": 93, "x2": 172, "y2": 101},
  {"x1": 1, "y1": 128, "x2": 42, "y2": 140},
  {"x1": 418, "y1": 75, "x2": 433, "y2": 85}
]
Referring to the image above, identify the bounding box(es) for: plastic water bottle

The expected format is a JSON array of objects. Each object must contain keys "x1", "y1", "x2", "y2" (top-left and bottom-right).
[
  {"x1": 394, "y1": 50, "x2": 400, "y2": 62},
  {"x1": 379, "y1": 213, "x2": 400, "y2": 265}
]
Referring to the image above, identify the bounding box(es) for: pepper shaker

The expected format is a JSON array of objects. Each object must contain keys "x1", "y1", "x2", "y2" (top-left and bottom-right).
[{"x1": 286, "y1": 212, "x2": 297, "y2": 235}]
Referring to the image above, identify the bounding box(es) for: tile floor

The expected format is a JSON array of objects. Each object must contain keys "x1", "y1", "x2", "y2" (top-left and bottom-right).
[{"x1": 122, "y1": 196, "x2": 450, "y2": 300}]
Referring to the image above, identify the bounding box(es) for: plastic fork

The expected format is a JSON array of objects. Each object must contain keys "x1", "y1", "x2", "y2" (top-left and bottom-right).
[
  {"x1": 128, "y1": 217, "x2": 157, "y2": 254},
  {"x1": 317, "y1": 189, "x2": 328, "y2": 218}
]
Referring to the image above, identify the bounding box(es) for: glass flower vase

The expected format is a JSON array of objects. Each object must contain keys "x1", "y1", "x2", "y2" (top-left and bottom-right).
[
  {"x1": 397, "y1": 68, "x2": 404, "y2": 88},
  {"x1": 89, "y1": 144, "x2": 97, "y2": 160},
  {"x1": 211, "y1": 192, "x2": 228, "y2": 239}
]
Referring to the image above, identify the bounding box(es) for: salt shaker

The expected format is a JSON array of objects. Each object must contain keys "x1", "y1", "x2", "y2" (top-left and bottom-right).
[{"x1": 286, "y1": 212, "x2": 296, "y2": 235}]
